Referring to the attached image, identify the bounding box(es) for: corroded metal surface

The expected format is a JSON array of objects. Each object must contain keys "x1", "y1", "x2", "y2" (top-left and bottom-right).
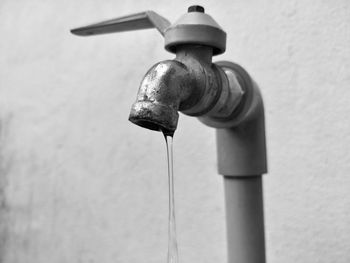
[{"x1": 129, "y1": 60, "x2": 191, "y2": 134}]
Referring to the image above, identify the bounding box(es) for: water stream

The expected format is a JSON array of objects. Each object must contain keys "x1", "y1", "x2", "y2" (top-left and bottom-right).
[{"x1": 164, "y1": 133, "x2": 179, "y2": 263}]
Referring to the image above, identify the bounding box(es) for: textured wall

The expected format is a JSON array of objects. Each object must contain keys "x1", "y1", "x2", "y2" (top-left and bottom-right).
[{"x1": 0, "y1": 0, "x2": 349, "y2": 262}]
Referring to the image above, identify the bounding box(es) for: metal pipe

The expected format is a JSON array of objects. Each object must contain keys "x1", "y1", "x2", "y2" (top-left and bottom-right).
[
  {"x1": 224, "y1": 175, "x2": 265, "y2": 263},
  {"x1": 224, "y1": 176, "x2": 266, "y2": 263},
  {"x1": 215, "y1": 63, "x2": 266, "y2": 263}
]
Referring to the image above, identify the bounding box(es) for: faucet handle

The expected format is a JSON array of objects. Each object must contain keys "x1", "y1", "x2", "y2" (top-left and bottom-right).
[
  {"x1": 70, "y1": 11, "x2": 171, "y2": 37},
  {"x1": 71, "y1": 6, "x2": 226, "y2": 55}
]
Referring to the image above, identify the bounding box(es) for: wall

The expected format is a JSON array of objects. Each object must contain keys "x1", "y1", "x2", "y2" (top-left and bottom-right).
[{"x1": 0, "y1": 0, "x2": 349, "y2": 262}]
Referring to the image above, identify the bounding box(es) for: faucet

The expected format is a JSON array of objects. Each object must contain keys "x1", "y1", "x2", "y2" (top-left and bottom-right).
[{"x1": 71, "y1": 5, "x2": 268, "y2": 263}]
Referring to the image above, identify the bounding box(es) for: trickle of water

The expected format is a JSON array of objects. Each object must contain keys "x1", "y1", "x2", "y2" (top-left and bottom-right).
[{"x1": 164, "y1": 133, "x2": 179, "y2": 263}]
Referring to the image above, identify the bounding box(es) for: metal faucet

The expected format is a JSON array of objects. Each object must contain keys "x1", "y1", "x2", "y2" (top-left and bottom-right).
[{"x1": 72, "y1": 5, "x2": 268, "y2": 263}]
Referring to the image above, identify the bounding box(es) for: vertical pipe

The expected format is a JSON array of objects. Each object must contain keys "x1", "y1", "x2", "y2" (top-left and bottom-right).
[{"x1": 223, "y1": 176, "x2": 266, "y2": 263}]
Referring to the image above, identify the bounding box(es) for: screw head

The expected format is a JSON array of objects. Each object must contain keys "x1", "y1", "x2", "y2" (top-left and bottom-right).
[{"x1": 188, "y1": 5, "x2": 205, "y2": 13}]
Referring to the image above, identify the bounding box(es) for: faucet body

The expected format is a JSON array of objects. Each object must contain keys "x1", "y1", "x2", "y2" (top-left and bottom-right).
[{"x1": 129, "y1": 46, "x2": 250, "y2": 134}]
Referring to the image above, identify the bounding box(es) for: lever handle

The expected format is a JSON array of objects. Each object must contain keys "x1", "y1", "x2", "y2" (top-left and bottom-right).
[{"x1": 71, "y1": 11, "x2": 171, "y2": 37}]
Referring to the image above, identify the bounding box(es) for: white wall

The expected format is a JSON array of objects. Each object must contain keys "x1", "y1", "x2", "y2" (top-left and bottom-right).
[{"x1": 0, "y1": 0, "x2": 349, "y2": 262}]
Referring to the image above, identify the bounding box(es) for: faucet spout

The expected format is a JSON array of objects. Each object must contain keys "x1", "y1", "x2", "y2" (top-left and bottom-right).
[{"x1": 128, "y1": 59, "x2": 193, "y2": 135}]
